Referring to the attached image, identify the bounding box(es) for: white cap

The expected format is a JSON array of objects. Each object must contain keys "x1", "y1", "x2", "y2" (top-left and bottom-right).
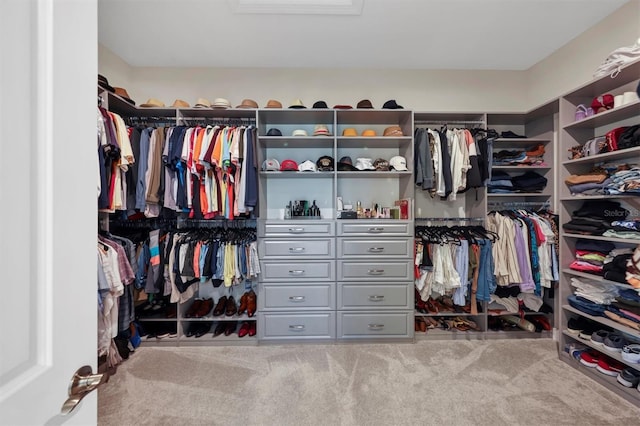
[
  {"x1": 261, "y1": 158, "x2": 280, "y2": 171},
  {"x1": 298, "y1": 160, "x2": 318, "y2": 172},
  {"x1": 355, "y1": 158, "x2": 375, "y2": 171},
  {"x1": 389, "y1": 155, "x2": 408, "y2": 171},
  {"x1": 292, "y1": 129, "x2": 308, "y2": 136}
]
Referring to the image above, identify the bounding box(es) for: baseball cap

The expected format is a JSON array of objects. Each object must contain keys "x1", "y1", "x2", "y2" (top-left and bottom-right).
[
  {"x1": 383, "y1": 125, "x2": 404, "y2": 137},
  {"x1": 289, "y1": 99, "x2": 306, "y2": 109},
  {"x1": 355, "y1": 158, "x2": 375, "y2": 171},
  {"x1": 280, "y1": 159, "x2": 299, "y2": 171},
  {"x1": 316, "y1": 156, "x2": 334, "y2": 171},
  {"x1": 356, "y1": 99, "x2": 374, "y2": 109},
  {"x1": 337, "y1": 156, "x2": 358, "y2": 171},
  {"x1": 266, "y1": 128, "x2": 282, "y2": 136},
  {"x1": 342, "y1": 128, "x2": 358, "y2": 137},
  {"x1": 591, "y1": 94, "x2": 614, "y2": 113},
  {"x1": 361, "y1": 129, "x2": 377, "y2": 137},
  {"x1": 298, "y1": 160, "x2": 318, "y2": 172},
  {"x1": 262, "y1": 159, "x2": 280, "y2": 171},
  {"x1": 312, "y1": 101, "x2": 328, "y2": 109},
  {"x1": 292, "y1": 129, "x2": 308, "y2": 136},
  {"x1": 389, "y1": 155, "x2": 408, "y2": 171},
  {"x1": 373, "y1": 158, "x2": 390, "y2": 171},
  {"x1": 312, "y1": 125, "x2": 331, "y2": 136},
  {"x1": 382, "y1": 100, "x2": 403, "y2": 109}
]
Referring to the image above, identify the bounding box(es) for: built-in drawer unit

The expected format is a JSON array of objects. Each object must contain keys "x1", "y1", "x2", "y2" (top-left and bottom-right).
[
  {"x1": 260, "y1": 238, "x2": 335, "y2": 259},
  {"x1": 337, "y1": 221, "x2": 411, "y2": 236},
  {"x1": 259, "y1": 221, "x2": 334, "y2": 238},
  {"x1": 260, "y1": 283, "x2": 335, "y2": 310},
  {"x1": 261, "y1": 260, "x2": 335, "y2": 281},
  {"x1": 337, "y1": 261, "x2": 412, "y2": 281},
  {"x1": 258, "y1": 312, "x2": 336, "y2": 340},
  {"x1": 337, "y1": 238, "x2": 412, "y2": 258},
  {"x1": 338, "y1": 283, "x2": 411, "y2": 309},
  {"x1": 337, "y1": 311, "x2": 413, "y2": 339}
]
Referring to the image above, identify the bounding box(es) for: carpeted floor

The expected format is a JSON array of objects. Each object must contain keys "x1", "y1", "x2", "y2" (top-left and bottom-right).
[{"x1": 98, "y1": 339, "x2": 640, "y2": 426}]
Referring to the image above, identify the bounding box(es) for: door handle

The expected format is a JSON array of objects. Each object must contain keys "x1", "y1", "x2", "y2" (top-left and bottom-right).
[
  {"x1": 289, "y1": 296, "x2": 306, "y2": 302},
  {"x1": 288, "y1": 270, "x2": 305, "y2": 275},
  {"x1": 368, "y1": 324, "x2": 385, "y2": 330},
  {"x1": 61, "y1": 365, "x2": 109, "y2": 415},
  {"x1": 368, "y1": 227, "x2": 384, "y2": 233},
  {"x1": 289, "y1": 325, "x2": 306, "y2": 331},
  {"x1": 367, "y1": 269, "x2": 385, "y2": 275},
  {"x1": 288, "y1": 228, "x2": 305, "y2": 234},
  {"x1": 367, "y1": 247, "x2": 384, "y2": 253},
  {"x1": 368, "y1": 295, "x2": 385, "y2": 302},
  {"x1": 289, "y1": 247, "x2": 306, "y2": 252}
]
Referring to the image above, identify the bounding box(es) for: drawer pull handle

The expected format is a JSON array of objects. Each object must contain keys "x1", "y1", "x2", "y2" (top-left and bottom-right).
[
  {"x1": 289, "y1": 325, "x2": 305, "y2": 331},
  {"x1": 289, "y1": 247, "x2": 306, "y2": 252},
  {"x1": 288, "y1": 296, "x2": 306, "y2": 302},
  {"x1": 367, "y1": 269, "x2": 385, "y2": 275},
  {"x1": 289, "y1": 270, "x2": 305, "y2": 275},
  {"x1": 368, "y1": 247, "x2": 384, "y2": 253},
  {"x1": 368, "y1": 295, "x2": 385, "y2": 302},
  {"x1": 368, "y1": 324, "x2": 385, "y2": 330},
  {"x1": 368, "y1": 227, "x2": 384, "y2": 233},
  {"x1": 288, "y1": 228, "x2": 305, "y2": 234}
]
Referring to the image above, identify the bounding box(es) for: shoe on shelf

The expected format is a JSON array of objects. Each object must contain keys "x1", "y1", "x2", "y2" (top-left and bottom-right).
[
  {"x1": 596, "y1": 357, "x2": 625, "y2": 377},
  {"x1": 194, "y1": 323, "x2": 211, "y2": 338},
  {"x1": 213, "y1": 296, "x2": 228, "y2": 317},
  {"x1": 622, "y1": 343, "x2": 640, "y2": 364},
  {"x1": 238, "y1": 321, "x2": 251, "y2": 338},
  {"x1": 166, "y1": 304, "x2": 177, "y2": 318},
  {"x1": 414, "y1": 317, "x2": 427, "y2": 333},
  {"x1": 590, "y1": 330, "x2": 610, "y2": 347},
  {"x1": 246, "y1": 290, "x2": 257, "y2": 318},
  {"x1": 225, "y1": 321, "x2": 238, "y2": 336},
  {"x1": 185, "y1": 299, "x2": 203, "y2": 318},
  {"x1": 213, "y1": 322, "x2": 226, "y2": 337},
  {"x1": 617, "y1": 367, "x2": 640, "y2": 388},
  {"x1": 226, "y1": 296, "x2": 238, "y2": 317},
  {"x1": 579, "y1": 350, "x2": 600, "y2": 368},
  {"x1": 603, "y1": 333, "x2": 627, "y2": 353},
  {"x1": 184, "y1": 323, "x2": 197, "y2": 338},
  {"x1": 248, "y1": 321, "x2": 257, "y2": 337},
  {"x1": 194, "y1": 298, "x2": 214, "y2": 318},
  {"x1": 238, "y1": 292, "x2": 249, "y2": 315},
  {"x1": 567, "y1": 317, "x2": 591, "y2": 335}
]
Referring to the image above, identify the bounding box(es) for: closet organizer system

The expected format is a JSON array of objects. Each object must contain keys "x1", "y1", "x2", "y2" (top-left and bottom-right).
[{"x1": 558, "y1": 59, "x2": 640, "y2": 405}]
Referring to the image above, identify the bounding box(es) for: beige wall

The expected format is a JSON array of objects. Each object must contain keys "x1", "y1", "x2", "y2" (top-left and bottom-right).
[{"x1": 98, "y1": 1, "x2": 639, "y2": 113}]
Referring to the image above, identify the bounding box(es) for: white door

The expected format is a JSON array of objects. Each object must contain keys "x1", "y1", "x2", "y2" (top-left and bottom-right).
[{"x1": 0, "y1": 0, "x2": 98, "y2": 424}]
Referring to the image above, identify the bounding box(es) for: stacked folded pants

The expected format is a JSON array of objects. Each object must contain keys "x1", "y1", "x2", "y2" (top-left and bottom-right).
[{"x1": 562, "y1": 200, "x2": 628, "y2": 235}]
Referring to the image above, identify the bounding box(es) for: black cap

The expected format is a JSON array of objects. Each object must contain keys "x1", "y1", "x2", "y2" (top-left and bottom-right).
[
  {"x1": 316, "y1": 155, "x2": 334, "y2": 171},
  {"x1": 312, "y1": 101, "x2": 328, "y2": 109},
  {"x1": 337, "y1": 156, "x2": 358, "y2": 171},
  {"x1": 266, "y1": 128, "x2": 282, "y2": 136},
  {"x1": 382, "y1": 100, "x2": 403, "y2": 109}
]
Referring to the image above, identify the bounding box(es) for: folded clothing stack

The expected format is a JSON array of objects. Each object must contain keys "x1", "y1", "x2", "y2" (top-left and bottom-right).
[
  {"x1": 562, "y1": 200, "x2": 629, "y2": 235},
  {"x1": 565, "y1": 170, "x2": 610, "y2": 195},
  {"x1": 604, "y1": 166, "x2": 640, "y2": 196},
  {"x1": 488, "y1": 171, "x2": 547, "y2": 193},
  {"x1": 570, "y1": 277, "x2": 619, "y2": 305},
  {"x1": 488, "y1": 171, "x2": 513, "y2": 193},
  {"x1": 603, "y1": 219, "x2": 640, "y2": 240},
  {"x1": 624, "y1": 245, "x2": 640, "y2": 289},
  {"x1": 492, "y1": 144, "x2": 545, "y2": 166},
  {"x1": 602, "y1": 247, "x2": 634, "y2": 283},
  {"x1": 569, "y1": 239, "x2": 615, "y2": 275}
]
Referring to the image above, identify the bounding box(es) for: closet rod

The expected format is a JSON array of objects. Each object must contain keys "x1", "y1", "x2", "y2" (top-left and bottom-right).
[
  {"x1": 487, "y1": 201, "x2": 550, "y2": 207},
  {"x1": 415, "y1": 217, "x2": 485, "y2": 222},
  {"x1": 414, "y1": 120, "x2": 485, "y2": 125}
]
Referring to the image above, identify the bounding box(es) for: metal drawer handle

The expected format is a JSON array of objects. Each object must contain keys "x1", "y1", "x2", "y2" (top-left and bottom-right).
[
  {"x1": 368, "y1": 295, "x2": 385, "y2": 302},
  {"x1": 288, "y1": 296, "x2": 306, "y2": 302},
  {"x1": 289, "y1": 247, "x2": 306, "y2": 252},
  {"x1": 367, "y1": 269, "x2": 385, "y2": 275},
  {"x1": 368, "y1": 227, "x2": 384, "y2": 233},
  {"x1": 288, "y1": 270, "x2": 305, "y2": 275},
  {"x1": 368, "y1": 324, "x2": 385, "y2": 330},
  {"x1": 288, "y1": 228, "x2": 305, "y2": 234},
  {"x1": 368, "y1": 247, "x2": 384, "y2": 253},
  {"x1": 289, "y1": 325, "x2": 305, "y2": 331}
]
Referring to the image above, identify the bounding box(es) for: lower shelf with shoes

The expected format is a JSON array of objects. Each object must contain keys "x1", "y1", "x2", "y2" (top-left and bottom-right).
[
  {"x1": 136, "y1": 321, "x2": 179, "y2": 345},
  {"x1": 179, "y1": 320, "x2": 258, "y2": 345}
]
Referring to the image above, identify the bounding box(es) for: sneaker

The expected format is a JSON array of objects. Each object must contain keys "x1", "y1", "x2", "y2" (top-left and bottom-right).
[
  {"x1": 596, "y1": 357, "x2": 625, "y2": 376},
  {"x1": 617, "y1": 367, "x2": 640, "y2": 388},
  {"x1": 578, "y1": 324, "x2": 599, "y2": 340},
  {"x1": 567, "y1": 317, "x2": 589, "y2": 335},
  {"x1": 622, "y1": 343, "x2": 640, "y2": 364},
  {"x1": 590, "y1": 330, "x2": 610, "y2": 346},
  {"x1": 603, "y1": 333, "x2": 626, "y2": 353},
  {"x1": 580, "y1": 351, "x2": 600, "y2": 368}
]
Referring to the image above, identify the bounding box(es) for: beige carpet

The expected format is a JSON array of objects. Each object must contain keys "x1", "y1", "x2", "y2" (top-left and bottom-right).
[{"x1": 98, "y1": 339, "x2": 639, "y2": 426}]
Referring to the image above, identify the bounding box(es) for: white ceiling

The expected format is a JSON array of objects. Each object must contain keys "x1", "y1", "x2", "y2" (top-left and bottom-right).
[{"x1": 98, "y1": 0, "x2": 629, "y2": 70}]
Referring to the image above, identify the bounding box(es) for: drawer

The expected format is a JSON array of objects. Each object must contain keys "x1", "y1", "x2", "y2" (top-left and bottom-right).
[
  {"x1": 337, "y1": 221, "x2": 411, "y2": 236},
  {"x1": 337, "y1": 312, "x2": 413, "y2": 338},
  {"x1": 260, "y1": 238, "x2": 334, "y2": 259},
  {"x1": 259, "y1": 220, "x2": 334, "y2": 237},
  {"x1": 260, "y1": 284, "x2": 335, "y2": 310},
  {"x1": 338, "y1": 283, "x2": 411, "y2": 309},
  {"x1": 259, "y1": 312, "x2": 336, "y2": 340},
  {"x1": 260, "y1": 260, "x2": 335, "y2": 281},
  {"x1": 338, "y1": 261, "x2": 411, "y2": 281},
  {"x1": 337, "y1": 238, "x2": 411, "y2": 258}
]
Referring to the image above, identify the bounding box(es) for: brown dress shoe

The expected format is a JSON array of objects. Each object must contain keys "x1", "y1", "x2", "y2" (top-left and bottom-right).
[
  {"x1": 185, "y1": 299, "x2": 203, "y2": 318},
  {"x1": 246, "y1": 290, "x2": 257, "y2": 318},
  {"x1": 225, "y1": 296, "x2": 238, "y2": 317},
  {"x1": 213, "y1": 296, "x2": 227, "y2": 317},
  {"x1": 195, "y1": 298, "x2": 213, "y2": 318},
  {"x1": 224, "y1": 321, "x2": 238, "y2": 336},
  {"x1": 237, "y1": 292, "x2": 249, "y2": 315}
]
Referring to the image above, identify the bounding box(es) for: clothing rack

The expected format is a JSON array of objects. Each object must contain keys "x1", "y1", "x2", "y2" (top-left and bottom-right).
[
  {"x1": 414, "y1": 217, "x2": 485, "y2": 222},
  {"x1": 178, "y1": 117, "x2": 256, "y2": 126},
  {"x1": 414, "y1": 120, "x2": 486, "y2": 126},
  {"x1": 176, "y1": 217, "x2": 257, "y2": 230},
  {"x1": 108, "y1": 217, "x2": 177, "y2": 230},
  {"x1": 487, "y1": 201, "x2": 550, "y2": 208}
]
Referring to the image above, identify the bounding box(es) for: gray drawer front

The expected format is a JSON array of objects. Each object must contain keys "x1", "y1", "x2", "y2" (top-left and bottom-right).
[
  {"x1": 259, "y1": 221, "x2": 334, "y2": 237},
  {"x1": 260, "y1": 238, "x2": 334, "y2": 259},
  {"x1": 261, "y1": 284, "x2": 334, "y2": 310},
  {"x1": 338, "y1": 261, "x2": 411, "y2": 281},
  {"x1": 338, "y1": 312, "x2": 412, "y2": 338},
  {"x1": 337, "y1": 222, "x2": 411, "y2": 236},
  {"x1": 261, "y1": 261, "x2": 335, "y2": 281},
  {"x1": 339, "y1": 284, "x2": 410, "y2": 309},
  {"x1": 337, "y1": 238, "x2": 411, "y2": 258},
  {"x1": 259, "y1": 313, "x2": 336, "y2": 339}
]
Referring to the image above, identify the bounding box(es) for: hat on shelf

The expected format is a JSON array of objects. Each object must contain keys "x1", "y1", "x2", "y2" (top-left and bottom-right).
[
  {"x1": 355, "y1": 158, "x2": 376, "y2": 171},
  {"x1": 312, "y1": 124, "x2": 331, "y2": 136},
  {"x1": 280, "y1": 159, "x2": 299, "y2": 171},
  {"x1": 382, "y1": 99, "x2": 403, "y2": 109},
  {"x1": 292, "y1": 129, "x2": 308, "y2": 136},
  {"x1": 289, "y1": 99, "x2": 306, "y2": 109},
  {"x1": 316, "y1": 155, "x2": 334, "y2": 171},
  {"x1": 333, "y1": 104, "x2": 353, "y2": 109},
  {"x1": 266, "y1": 128, "x2": 282, "y2": 136},
  {"x1": 97, "y1": 74, "x2": 115, "y2": 93},
  {"x1": 265, "y1": 99, "x2": 283, "y2": 108},
  {"x1": 356, "y1": 99, "x2": 374, "y2": 109},
  {"x1": 140, "y1": 98, "x2": 166, "y2": 108},
  {"x1": 337, "y1": 156, "x2": 358, "y2": 171},
  {"x1": 114, "y1": 87, "x2": 135, "y2": 105},
  {"x1": 591, "y1": 94, "x2": 614, "y2": 113},
  {"x1": 312, "y1": 101, "x2": 328, "y2": 108},
  {"x1": 342, "y1": 128, "x2": 358, "y2": 137},
  {"x1": 373, "y1": 158, "x2": 390, "y2": 171},
  {"x1": 383, "y1": 125, "x2": 404, "y2": 137},
  {"x1": 262, "y1": 159, "x2": 280, "y2": 171},
  {"x1": 361, "y1": 129, "x2": 377, "y2": 137},
  {"x1": 236, "y1": 99, "x2": 259, "y2": 108},
  {"x1": 298, "y1": 160, "x2": 318, "y2": 172},
  {"x1": 194, "y1": 98, "x2": 212, "y2": 108},
  {"x1": 389, "y1": 155, "x2": 409, "y2": 171},
  {"x1": 212, "y1": 98, "x2": 231, "y2": 109},
  {"x1": 171, "y1": 99, "x2": 190, "y2": 108}
]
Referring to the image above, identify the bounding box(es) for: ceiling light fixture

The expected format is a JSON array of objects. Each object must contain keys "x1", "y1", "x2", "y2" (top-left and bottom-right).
[{"x1": 227, "y1": 0, "x2": 364, "y2": 15}]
